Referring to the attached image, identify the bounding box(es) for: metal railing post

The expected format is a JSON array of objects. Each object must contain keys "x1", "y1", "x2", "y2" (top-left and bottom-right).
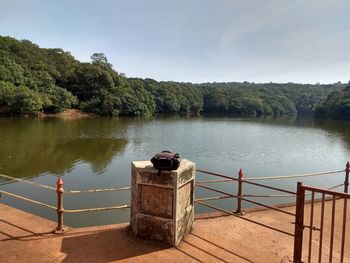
[
  {"x1": 235, "y1": 169, "x2": 244, "y2": 215},
  {"x1": 293, "y1": 182, "x2": 305, "y2": 263},
  {"x1": 345, "y1": 161, "x2": 349, "y2": 193},
  {"x1": 54, "y1": 176, "x2": 66, "y2": 233}
]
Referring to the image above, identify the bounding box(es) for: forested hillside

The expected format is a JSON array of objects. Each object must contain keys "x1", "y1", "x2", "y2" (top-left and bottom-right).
[
  {"x1": 198, "y1": 82, "x2": 343, "y2": 116},
  {"x1": 0, "y1": 36, "x2": 345, "y2": 117},
  {"x1": 314, "y1": 83, "x2": 350, "y2": 120}
]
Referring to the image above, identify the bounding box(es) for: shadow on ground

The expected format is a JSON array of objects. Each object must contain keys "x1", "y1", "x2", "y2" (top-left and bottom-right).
[{"x1": 60, "y1": 226, "x2": 170, "y2": 263}]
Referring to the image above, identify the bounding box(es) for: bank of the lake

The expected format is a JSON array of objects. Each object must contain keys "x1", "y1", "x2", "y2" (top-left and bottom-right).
[{"x1": 0, "y1": 115, "x2": 349, "y2": 227}]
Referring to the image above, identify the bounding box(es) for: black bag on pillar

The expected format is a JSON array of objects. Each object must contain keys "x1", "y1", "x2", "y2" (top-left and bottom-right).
[{"x1": 151, "y1": 151, "x2": 181, "y2": 171}]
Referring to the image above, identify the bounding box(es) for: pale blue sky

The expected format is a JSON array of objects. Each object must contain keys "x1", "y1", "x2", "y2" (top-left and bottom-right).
[{"x1": 0, "y1": 0, "x2": 349, "y2": 84}]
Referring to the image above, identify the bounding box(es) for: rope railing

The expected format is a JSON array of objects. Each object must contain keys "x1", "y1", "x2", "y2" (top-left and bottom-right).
[
  {"x1": 197, "y1": 169, "x2": 345, "y2": 182},
  {"x1": 196, "y1": 178, "x2": 234, "y2": 184},
  {"x1": 243, "y1": 183, "x2": 345, "y2": 198},
  {"x1": 195, "y1": 195, "x2": 233, "y2": 202},
  {"x1": 327, "y1": 183, "x2": 345, "y2": 190},
  {"x1": 1, "y1": 161, "x2": 349, "y2": 234},
  {"x1": 0, "y1": 173, "x2": 131, "y2": 194},
  {"x1": 0, "y1": 173, "x2": 56, "y2": 191},
  {"x1": 245, "y1": 170, "x2": 345, "y2": 181},
  {"x1": 196, "y1": 183, "x2": 295, "y2": 216},
  {"x1": 64, "y1": 186, "x2": 131, "y2": 194},
  {"x1": 54, "y1": 178, "x2": 132, "y2": 232},
  {"x1": 0, "y1": 190, "x2": 56, "y2": 210},
  {"x1": 63, "y1": 205, "x2": 131, "y2": 213},
  {"x1": 196, "y1": 162, "x2": 349, "y2": 215},
  {"x1": 0, "y1": 174, "x2": 131, "y2": 233}
]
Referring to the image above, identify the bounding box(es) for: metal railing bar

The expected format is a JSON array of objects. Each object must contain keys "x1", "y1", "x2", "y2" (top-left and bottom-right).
[
  {"x1": 327, "y1": 183, "x2": 345, "y2": 191},
  {"x1": 241, "y1": 197, "x2": 295, "y2": 217},
  {"x1": 241, "y1": 180, "x2": 296, "y2": 195},
  {"x1": 293, "y1": 182, "x2": 305, "y2": 262},
  {"x1": 196, "y1": 183, "x2": 237, "y2": 197},
  {"x1": 318, "y1": 193, "x2": 325, "y2": 263},
  {"x1": 0, "y1": 173, "x2": 56, "y2": 191},
  {"x1": 300, "y1": 224, "x2": 320, "y2": 232},
  {"x1": 340, "y1": 198, "x2": 347, "y2": 263},
  {"x1": 0, "y1": 190, "x2": 56, "y2": 210},
  {"x1": 303, "y1": 186, "x2": 350, "y2": 198},
  {"x1": 241, "y1": 183, "x2": 343, "y2": 199},
  {"x1": 195, "y1": 200, "x2": 294, "y2": 237},
  {"x1": 197, "y1": 169, "x2": 296, "y2": 194},
  {"x1": 63, "y1": 205, "x2": 131, "y2": 213},
  {"x1": 197, "y1": 169, "x2": 237, "y2": 181},
  {"x1": 195, "y1": 195, "x2": 234, "y2": 202},
  {"x1": 308, "y1": 192, "x2": 315, "y2": 263},
  {"x1": 64, "y1": 186, "x2": 131, "y2": 194},
  {"x1": 243, "y1": 194, "x2": 295, "y2": 198},
  {"x1": 196, "y1": 184, "x2": 295, "y2": 216},
  {"x1": 245, "y1": 170, "x2": 345, "y2": 181},
  {"x1": 329, "y1": 196, "x2": 336, "y2": 263},
  {"x1": 196, "y1": 179, "x2": 234, "y2": 184}
]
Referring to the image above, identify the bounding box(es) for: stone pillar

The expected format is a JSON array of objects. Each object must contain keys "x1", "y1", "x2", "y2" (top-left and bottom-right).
[{"x1": 130, "y1": 159, "x2": 195, "y2": 246}]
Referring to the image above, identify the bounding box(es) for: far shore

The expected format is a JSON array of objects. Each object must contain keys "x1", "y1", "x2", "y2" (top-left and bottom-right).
[
  {"x1": 38, "y1": 109, "x2": 97, "y2": 120},
  {"x1": 0, "y1": 108, "x2": 97, "y2": 119}
]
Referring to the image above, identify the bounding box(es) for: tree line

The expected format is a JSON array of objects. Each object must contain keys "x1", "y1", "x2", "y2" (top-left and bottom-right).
[
  {"x1": 0, "y1": 36, "x2": 347, "y2": 118},
  {"x1": 314, "y1": 83, "x2": 350, "y2": 120}
]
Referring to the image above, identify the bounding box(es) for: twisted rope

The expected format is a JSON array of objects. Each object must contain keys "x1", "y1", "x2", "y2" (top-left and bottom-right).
[
  {"x1": 64, "y1": 186, "x2": 131, "y2": 194},
  {"x1": 0, "y1": 190, "x2": 56, "y2": 210},
  {"x1": 0, "y1": 173, "x2": 56, "y2": 191},
  {"x1": 245, "y1": 170, "x2": 345, "y2": 181}
]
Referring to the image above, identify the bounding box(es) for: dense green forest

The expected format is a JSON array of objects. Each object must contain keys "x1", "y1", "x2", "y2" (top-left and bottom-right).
[
  {"x1": 314, "y1": 83, "x2": 350, "y2": 120},
  {"x1": 0, "y1": 36, "x2": 346, "y2": 117}
]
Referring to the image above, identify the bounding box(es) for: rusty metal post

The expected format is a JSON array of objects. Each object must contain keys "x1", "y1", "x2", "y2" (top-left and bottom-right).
[
  {"x1": 293, "y1": 182, "x2": 305, "y2": 263},
  {"x1": 234, "y1": 169, "x2": 244, "y2": 215},
  {"x1": 54, "y1": 176, "x2": 66, "y2": 233},
  {"x1": 345, "y1": 161, "x2": 349, "y2": 193}
]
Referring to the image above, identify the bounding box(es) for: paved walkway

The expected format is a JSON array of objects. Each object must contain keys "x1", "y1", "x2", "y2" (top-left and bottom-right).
[{"x1": 0, "y1": 202, "x2": 348, "y2": 262}]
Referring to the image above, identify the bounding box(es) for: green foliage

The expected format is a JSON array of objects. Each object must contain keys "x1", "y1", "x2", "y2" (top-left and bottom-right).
[
  {"x1": 0, "y1": 35, "x2": 346, "y2": 118},
  {"x1": 314, "y1": 83, "x2": 350, "y2": 120},
  {"x1": 91, "y1": 53, "x2": 113, "y2": 70},
  {"x1": 0, "y1": 81, "x2": 43, "y2": 115},
  {"x1": 0, "y1": 81, "x2": 16, "y2": 105},
  {"x1": 80, "y1": 90, "x2": 121, "y2": 116},
  {"x1": 199, "y1": 82, "x2": 342, "y2": 116},
  {"x1": 9, "y1": 87, "x2": 43, "y2": 115},
  {"x1": 0, "y1": 52, "x2": 26, "y2": 85},
  {"x1": 40, "y1": 85, "x2": 77, "y2": 113},
  {"x1": 142, "y1": 79, "x2": 203, "y2": 114},
  {"x1": 0, "y1": 37, "x2": 77, "y2": 115}
]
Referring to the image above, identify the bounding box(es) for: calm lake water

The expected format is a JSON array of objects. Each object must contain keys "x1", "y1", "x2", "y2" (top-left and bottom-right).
[{"x1": 0, "y1": 116, "x2": 349, "y2": 227}]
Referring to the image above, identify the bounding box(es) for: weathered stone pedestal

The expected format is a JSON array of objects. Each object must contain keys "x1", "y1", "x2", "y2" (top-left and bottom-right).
[{"x1": 130, "y1": 159, "x2": 195, "y2": 246}]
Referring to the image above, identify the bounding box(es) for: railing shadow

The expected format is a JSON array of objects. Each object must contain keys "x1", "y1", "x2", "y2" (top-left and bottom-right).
[
  {"x1": 175, "y1": 230, "x2": 257, "y2": 263},
  {"x1": 189, "y1": 233, "x2": 255, "y2": 263},
  {"x1": 0, "y1": 218, "x2": 56, "y2": 241}
]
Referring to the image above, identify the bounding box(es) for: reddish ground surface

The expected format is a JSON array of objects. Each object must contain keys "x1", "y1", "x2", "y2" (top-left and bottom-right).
[{"x1": 0, "y1": 201, "x2": 348, "y2": 263}]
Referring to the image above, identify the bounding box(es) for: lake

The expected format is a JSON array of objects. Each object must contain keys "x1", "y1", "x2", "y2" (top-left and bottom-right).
[{"x1": 0, "y1": 115, "x2": 349, "y2": 227}]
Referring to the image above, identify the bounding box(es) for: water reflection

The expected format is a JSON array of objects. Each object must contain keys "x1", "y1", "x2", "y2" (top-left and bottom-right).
[
  {"x1": 0, "y1": 118, "x2": 128, "y2": 177},
  {"x1": 200, "y1": 115, "x2": 350, "y2": 149},
  {"x1": 1, "y1": 115, "x2": 350, "y2": 227}
]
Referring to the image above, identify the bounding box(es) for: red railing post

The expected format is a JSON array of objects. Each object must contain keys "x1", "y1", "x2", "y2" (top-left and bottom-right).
[
  {"x1": 235, "y1": 169, "x2": 244, "y2": 215},
  {"x1": 54, "y1": 176, "x2": 66, "y2": 233},
  {"x1": 293, "y1": 182, "x2": 305, "y2": 263},
  {"x1": 345, "y1": 161, "x2": 349, "y2": 193}
]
